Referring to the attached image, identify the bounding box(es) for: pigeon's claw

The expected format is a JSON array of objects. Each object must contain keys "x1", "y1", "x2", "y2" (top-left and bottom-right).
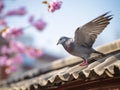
[{"x1": 80, "y1": 59, "x2": 88, "y2": 66}]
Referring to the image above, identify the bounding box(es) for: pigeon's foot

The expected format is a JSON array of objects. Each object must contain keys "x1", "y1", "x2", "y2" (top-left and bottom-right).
[{"x1": 80, "y1": 60, "x2": 88, "y2": 66}]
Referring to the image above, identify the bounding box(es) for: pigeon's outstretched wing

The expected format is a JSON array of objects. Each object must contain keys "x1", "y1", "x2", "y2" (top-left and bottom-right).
[{"x1": 74, "y1": 12, "x2": 113, "y2": 48}]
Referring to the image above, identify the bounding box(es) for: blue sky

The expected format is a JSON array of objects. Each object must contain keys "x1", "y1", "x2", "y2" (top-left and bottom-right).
[{"x1": 4, "y1": 0, "x2": 120, "y2": 57}]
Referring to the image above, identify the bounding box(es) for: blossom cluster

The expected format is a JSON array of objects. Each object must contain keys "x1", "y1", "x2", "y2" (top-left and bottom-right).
[
  {"x1": 48, "y1": 0, "x2": 62, "y2": 12},
  {"x1": 5, "y1": 7, "x2": 27, "y2": 16},
  {"x1": 2, "y1": 27, "x2": 23, "y2": 39},
  {"x1": 42, "y1": 0, "x2": 62, "y2": 13},
  {"x1": 0, "y1": 0, "x2": 62, "y2": 76},
  {"x1": 0, "y1": 40, "x2": 43, "y2": 74},
  {"x1": 28, "y1": 16, "x2": 47, "y2": 31}
]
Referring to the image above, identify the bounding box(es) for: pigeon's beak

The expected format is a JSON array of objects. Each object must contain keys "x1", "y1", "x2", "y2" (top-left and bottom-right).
[
  {"x1": 57, "y1": 41, "x2": 60, "y2": 45},
  {"x1": 57, "y1": 38, "x2": 66, "y2": 45},
  {"x1": 57, "y1": 40, "x2": 62, "y2": 45}
]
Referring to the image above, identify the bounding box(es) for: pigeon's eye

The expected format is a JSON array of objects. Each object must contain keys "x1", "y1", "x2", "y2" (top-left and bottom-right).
[{"x1": 60, "y1": 38, "x2": 62, "y2": 41}]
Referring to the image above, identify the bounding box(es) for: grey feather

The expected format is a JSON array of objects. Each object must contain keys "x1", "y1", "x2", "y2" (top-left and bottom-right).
[
  {"x1": 74, "y1": 12, "x2": 113, "y2": 48},
  {"x1": 57, "y1": 12, "x2": 113, "y2": 65}
]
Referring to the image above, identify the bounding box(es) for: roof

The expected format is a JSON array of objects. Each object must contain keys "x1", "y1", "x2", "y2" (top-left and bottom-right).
[{"x1": 0, "y1": 39, "x2": 120, "y2": 90}]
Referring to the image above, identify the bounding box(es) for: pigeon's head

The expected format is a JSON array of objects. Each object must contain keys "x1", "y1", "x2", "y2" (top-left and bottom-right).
[{"x1": 57, "y1": 36, "x2": 70, "y2": 45}]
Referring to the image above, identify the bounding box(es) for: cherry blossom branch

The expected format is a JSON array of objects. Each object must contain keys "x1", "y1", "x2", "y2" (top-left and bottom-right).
[{"x1": 0, "y1": 0, "x2": 63, "y2": 76}]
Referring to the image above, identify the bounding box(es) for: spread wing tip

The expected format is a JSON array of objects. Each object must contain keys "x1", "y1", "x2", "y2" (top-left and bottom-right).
[
  {"x1": 104, "y1": 13, "x2": 113, "y2": 20},
  {"x1": 93, "y1": 12, "x2": 113, "y2": 23},
  {"x1": 102, "y1": 11, "x2": 111, "y2": 16},
  {"x1": 102, "y1": 11, "x2": 113, "y2": 17}
]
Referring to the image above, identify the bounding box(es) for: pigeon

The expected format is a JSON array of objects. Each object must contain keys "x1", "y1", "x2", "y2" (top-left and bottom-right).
[{"x1": 57, "y1": 12, "x2": 113, "y2": 66}]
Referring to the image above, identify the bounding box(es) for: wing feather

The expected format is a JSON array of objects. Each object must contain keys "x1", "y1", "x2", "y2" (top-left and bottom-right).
[{"x1": 74, "y1": 12, "x2": 113, "y2": 47}]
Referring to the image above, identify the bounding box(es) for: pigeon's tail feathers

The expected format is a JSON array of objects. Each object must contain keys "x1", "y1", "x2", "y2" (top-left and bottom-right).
[{"x1": 94, "y1": 50, "x2": 105, "y2": 56}]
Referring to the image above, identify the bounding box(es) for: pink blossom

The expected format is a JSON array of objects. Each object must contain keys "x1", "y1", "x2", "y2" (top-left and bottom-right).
[
  {"x1": 0, "y1": 19, "x2": 6, "y2": 26},
  {"x1": 5, "y1": 65, "x2": 17, "y2": 74},
  {"x1": 4, "y1": 56, "x2": 22, "y2": 73},
  {"x1": 48, "y1": 0, "x2": 62, "y2": 13},
  {"x1": 0, "y1": 55, "x2": 7, "y2": 66},
  {"x1": 28, "y1": 15, "x2": 34, "y2": 23},
  {"x1": 9, "y1": 40, "x2": 25, "y2": 54},
  {"x1": 5, "y1": 7, "x2": 27, "y2": 16},
  {"x1": 25, "y1": 47, "x2": 43, "y2": 59},
  {"x1": 10, "y1": 28, "x2": 23, "y2": 37},
  {"x1": 0, "y1": 0, "x2": 4, "y2": 13},
  {"x1": 1, "y1": 45, "x2": 13, "y2": 54},
  {"x1": 5, "y1": 58, "x2": 14, "y2": 66},
  {"x1": 5, "y1": 54, "x2": 23, "y2": 65},
  {"x1": 1, "y1": 45, "x2": 8, "y2": 54},
  {"x1": 13, "y1": 54, "x2": 23, "y2": 64},
  {"x1": 2, "y1": 28, "x2": 23, "y2": 39},
  {"x1": 33, "y1": 19, "x2": 47, "y2": 31}
]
